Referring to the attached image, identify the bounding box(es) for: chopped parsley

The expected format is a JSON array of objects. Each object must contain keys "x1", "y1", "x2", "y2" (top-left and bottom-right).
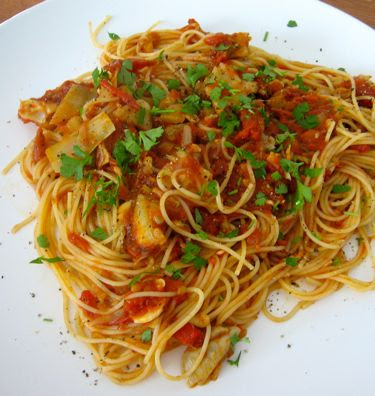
[
  {"x1": 182, "y1": 94, "x2": 203, "y2": 115},
  {"x1": 332, "y1": 184, "x2": 351, "y2": 193},
  {"x1": 228, "y1": 189, "x2": 238, "y2": 196},
  {"x1": 304, "y1": 168, "x2": 323, "y2": 178},
  {"x1": 92, "y1": 67, "x2": 109, "y2": 89},
  {"x1": 108, "y1": 32, "x2": 120, "y2": 40},
  {"x1": 30, "y1": 256, "x2": 64, "y2": 264},
  {"x1": 60, "y1": 146, "x2": 93, "y2": 181},
  {"x1": 137, "y1": 107, "x2": 146, "y2": 125},
  {"x1": 215, "y1": 43, "x2": 231, "y2": 51},
  {"x1": 167, "y1": 79, "x2": 181, "y2": 90},
  {"x1": 207, "y1": 180, "x2": 219, "y2": 197},
  {"x1": 271, "y1": 171, "x2": 282, "y2": 181},
  {"x1": 292, "y1": 75, "x2": 309, "y2": 92},
  {"x1": 196, "y1": 230, "x2": 208, "y2": 240},
  {"x1": 230, "y1": 334, "x2": 250, "y2": 347},
  {"x1": 90, "y1": 227, "x2": 108, "y2": 241},
  {"x1": 280, "y1": 158, "x2": 304, "y2": 179},
  {"x1": 165, "y1": 264, "x2": 183, "y2": 280},
  {"x1": 263, "y1": 31, "x2": 269, "y2": 42},
  {"x1": 195, "y1": 208, "x2": 203, "y2": 225},
  {"x1": 286, "y1": 257, "x2": 299, "y2": 267},
  {"x1": 242, "y1": 73, "x2": 255, "y2": 82},
  {"x1": 275, "y1": 183, "x2": 288, "y2": 195},
  {"x1": 181, "y1": 242, "x2": 207, "y2": 270},
  {"x1": 117, "y1": 60, "x2": 136, "y2": 92},
  {"x1": 141, "y1": 329, "x2": 152, "y2": 342},
  {"x1": 332, "y1": 257, "x2": 341, "y2": 266},
  {"x1": 206, "y1": 130, "x2": 216, "y2": 141},
  {"x1": 287, "y1": 20, "x2": 298, "y2": 27},
  {"x1": 292, "y1": 102, "x2": 319, "y2": 130},
  {"x1": 255, "y1": 192, "x2": 267, "y2": 206},
  {"x1": 148, "y1": 84, "x2": 167, "y2": 106},
  {"x1": 37, "y1": 234, "x2": 49, "y2": 248},
  {"x1": 151, "y1": 107, "x2": 176, "y2": 115},
  {"x1": 294, "y1": 180, "x2": 313, "y2": 211},
  {"x1": 186, "y1": 63, "x2": 209, "y2": 87},
  {"x1": 83, "y1": 177, "x2": 120, "y2": 217},
  {"x1": 218, "y1": 111, "x2": 240, "y2": 136},
  {"x1": 227, "y1": 352, "x2": 241, "y2": 367},
  {"x1": 218, "y1": 229, "x2": 239, "y2": 238}
]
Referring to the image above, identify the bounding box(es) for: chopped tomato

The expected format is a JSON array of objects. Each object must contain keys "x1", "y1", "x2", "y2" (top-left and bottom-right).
[
  {"x1": 100, "y1": 80, "x2": 139, "y2": 110},
  {"x1": 204, "y1": 33, "x2": 231, "y2": 47},
  {"x1": 179, "y1": 18, "x2": 202, "y2": 32},
  {"x1": 68, "y1": 232, "x2": 90, "y2": 253},
  {"x1": 174, "y1": 323, "x2": 204, "y2": 348},
  {"x1": 165, "y1": 278, "x2": 187, "y2": 305},
  {"x1": 300, "y1": 129, "x2": 325, "y2": 151},
  {"x1": 124, "y1": 296, "x2": 164, "y2": 318},
  {"x1": 131, "y1": 59, "x2": 156, "y2": 72},
  {"x1": 233, "y1": 111, "x2": 264, "y2": 144},
  {"x1": 80, "y1": 290, "x2": 98, "y2": 318},
  {"x1": 32, "y1": 128, "x2": 46, "y2": 163}
]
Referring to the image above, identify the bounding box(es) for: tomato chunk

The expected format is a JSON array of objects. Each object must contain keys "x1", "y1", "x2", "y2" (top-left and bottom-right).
[
  {"x1": 80, "y1": 290, "x2": 98, "y2": 318},
  {"x1": 174, "y1": 323, "x2": 204, "y2": 348}
]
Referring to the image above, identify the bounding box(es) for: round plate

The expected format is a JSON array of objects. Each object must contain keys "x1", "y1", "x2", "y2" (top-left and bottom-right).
[{"x1": 0, "y1": 1, "x2": 374, "y2": 395}]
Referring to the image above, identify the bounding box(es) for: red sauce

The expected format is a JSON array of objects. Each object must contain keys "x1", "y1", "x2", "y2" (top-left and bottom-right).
[
  {"x1": 233, "y1": 111, "x2": 264, "y2": 145},
  {"x1": 80, "y1": 290, "x2": 98, "y2": 318},
  {"x1": 354, "y1": 144, "x2": 371, "y2": 153},
  {"x1": 68, "y1": 232, "x2": 90, "y2": 253}
]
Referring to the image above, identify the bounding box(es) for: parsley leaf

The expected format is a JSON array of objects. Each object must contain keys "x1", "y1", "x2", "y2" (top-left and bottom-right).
[
  {"x1": 196, "y1": 230, "x2": 208, "y2": 240},
  {"x1": 148, "y1": 84, "x2": 166, "y2": 106},
  {"x1": 263, "y1": 31, "x2": 269, "y2": 42},
  {"x1": 206, "y1": 130, "x2": 216, "y2": 141},
  {"x1": 181, "y1": 242, "x2": 207, "y2": 270},
  {"x1": 292, "y1": 74, "x2": 309, "y2": 91},
  {"x1": 275, "y1": 183, "x2": 288, "y2": 195},
  {"x1": 167, "y1": 79, "x2": 181, "y2": 90},
  {"x1": 294, "y1": 180, "x2": 312, "y2": 211},
  {"x1": 215, "y1": 43, "x2": 231, "y2": 51},
  {"x1": 30, "y1": 256, "x2": 64, "y2": 264},
  {"x1": 83, "y1": 177, "x2": 120, "y2": 216},
  {"x1": 242, "y1": 73, "x2": 255, "y2": 82},
  {"x1": 90, "y1": 227, "x2": 108, "y2": 241},
  {"x1": 287, "y1": 20, "x2": 298, "y2": 27},
  {"x1": 117, "y1": 60, "x2": 136, "y2": 92},
  {"x1": 332, "y1": 257, "x2": 341, "y2": 266},
  {"x1": 255, "y1": 192, "x2": 267, "y2": 206},
  {"x1": 186, "y1": 64, "x2": 209, "y2": 87},
  {"x1": 139, "y1": 127, "x2": 164, "y2": 151},
  {"x1": 304, "y1": 168, "x2": 323, "y2": 178},
  {"x1": 218, "y1": 111, "x2": 240, "y2": 136},
  {"x1": 182, "y1": 94, "x2": 202, "y2": 115},
  {"x1": 207, "y1": 180, "x2": 219, "y2": 197},
  {"x1": 286, "y1": 257, "x2": 299, "y2": 267},
  {"x1": 332, "y1": 184, "x2": 351, "y2": 193},
  {"x1": 228, "y1": 352, "x2": 241, "y2": 367},
  {"x1": 271, "y1": 171, "x2": 282, "y2": 181},
  {"x1": 195, "y1": 208, "x2": 203, "y2": 225},
  {"x1": 108, "y1": 32, "x2": 120, "y2": 40},
  {"x1": 165, "y1": 264, "x2": 183, "y2": 280},
  {"x1": 218, "y1": 229, "x2": 239, "y2": 239},
  {"x1": 141, "y1": 328, "x2": 152, "y2": 342},
  {"x1": 280, "y1": 158, "x2": 303, "y2": 179},
  {"x1": 137, "y1": 107, "x2": 146, "y2": 125},
  {"x1": 230, "y1": 334, "x2": 251, "y2": 347},
  {"x1": 92, "y1": 68, "x2": 109, "y2": 89},
  {"x1": 37, "y1": 234, "x2": 49, "y2": 248},
  {"x1": 292, "y1": 102, "x2": 319, "y2": 130},
  {"x1": 60, "y1": 146, "x2": 93, "y2": 181}
]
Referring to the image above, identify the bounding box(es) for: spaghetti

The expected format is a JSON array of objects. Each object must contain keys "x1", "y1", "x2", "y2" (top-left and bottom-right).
[{"x1": 7, "y1": 18, "x2": 375, "y2": 386}]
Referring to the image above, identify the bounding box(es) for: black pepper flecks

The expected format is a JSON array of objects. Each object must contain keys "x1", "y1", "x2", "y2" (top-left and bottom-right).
[
  {"x1": 30, "y1": 292, "x2": 36, "y2": 298},
  {"x1": 287, "y1": 344, "x2": 292, "y2": 348},
  {"x1": 72, "y1": 350, "x2": 76, "y2": 355}
]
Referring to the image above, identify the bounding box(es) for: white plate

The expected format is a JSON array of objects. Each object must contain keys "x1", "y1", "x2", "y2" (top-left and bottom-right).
[{"x1": 1, "y1": 0, "x2": 375, "y2": 395}]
